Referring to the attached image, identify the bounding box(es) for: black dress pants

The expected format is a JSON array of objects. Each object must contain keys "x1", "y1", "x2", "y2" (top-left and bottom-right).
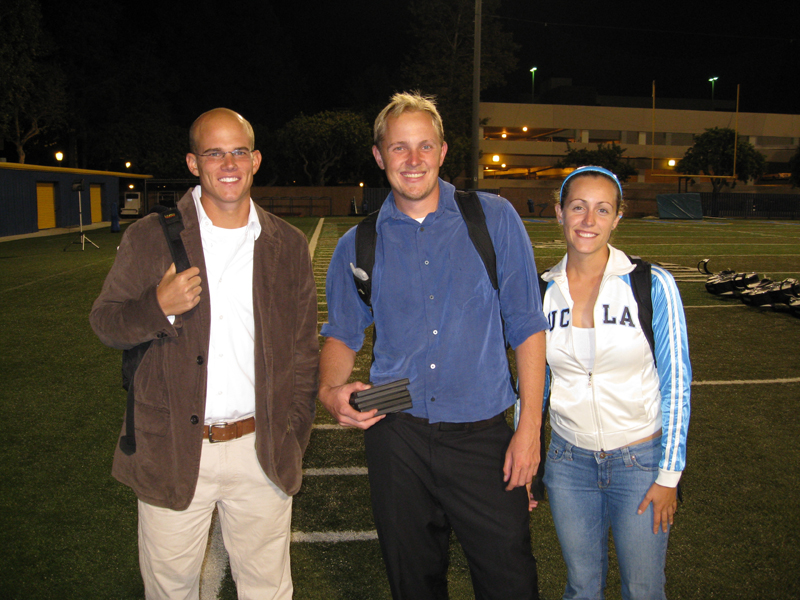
[{"x1": 364, "y1": 413, "x2": 539, "y2": 600}]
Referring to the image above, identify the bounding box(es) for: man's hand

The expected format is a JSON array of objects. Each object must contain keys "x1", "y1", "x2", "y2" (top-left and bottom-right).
[
  {"x1": 638, "y1": 482, "x2": 678, "y2": 534},
  {"x1": 156, "y1": 263, "x2": 202, "y2": 317},
  {"x1": 318, "y1": 381, "x2": 385, "y2": 430},
  {"x1": 503, "y1": 421, "x2": 540, "y2": 496}
]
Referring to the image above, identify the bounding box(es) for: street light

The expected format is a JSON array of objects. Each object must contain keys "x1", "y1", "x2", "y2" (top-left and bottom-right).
[
  {"x1": 55, "y1": 152, "x2": 64, "y2": 163},
  {"x1": 530, "y1": 67, "x2": 537, "y2": 103},
  {"x1": 709, "y1": 77, "x2": 718, "y2": 111}
]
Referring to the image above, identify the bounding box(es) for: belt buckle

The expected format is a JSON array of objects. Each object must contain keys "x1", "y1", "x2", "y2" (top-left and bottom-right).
[{"x1": 208, "y1": 421, "x2": 230, "y2": 443}]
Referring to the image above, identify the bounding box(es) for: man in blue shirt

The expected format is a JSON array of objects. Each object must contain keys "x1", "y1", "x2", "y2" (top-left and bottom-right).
[{"x1": 319, "y1": 92, "x2": 548, "y2": 600}]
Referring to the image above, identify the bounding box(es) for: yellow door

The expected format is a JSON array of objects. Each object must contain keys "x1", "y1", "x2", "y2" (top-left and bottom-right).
[
  {"x1": 90, "y1": 184, "x2": 102, "y2": 224},
  {"x1": 36, "y1": 183, "x2": 56, "y2": 229}
]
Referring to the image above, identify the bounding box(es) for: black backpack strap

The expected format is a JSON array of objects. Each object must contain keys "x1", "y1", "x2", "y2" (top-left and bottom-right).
[
  {"x1": 454, "y1": 191, "x2": 516, "y2": 397},
  {"x1": 354, "y1": 211, "x2": 380, "y2": 307},
  {"x1": 628, "y1": 256, "x2": 656, "y2": 366},
  {"x1": 454, "y1": 190, "x2": 498, "y2": 291},
  {"x1": 529, "y1": 271, "x2": 551, "y2": 502},
  {"x1": 155, "y1": 207, "x2": 190, "y2": 273},
  {"x1": 119, "y1": 342, "x2": 149, "y2": 455},
  {"x1": 120, "y1": 207, "x2": 189, "y2": 456}
]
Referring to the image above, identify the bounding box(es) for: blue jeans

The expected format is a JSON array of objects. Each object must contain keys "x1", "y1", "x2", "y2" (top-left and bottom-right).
[{"x1": 543, "y1": 431, "x2": 668, "y2": 600}]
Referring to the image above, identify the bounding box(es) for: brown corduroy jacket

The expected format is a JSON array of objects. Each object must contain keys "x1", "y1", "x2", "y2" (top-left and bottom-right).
[{"x1": 90, "y1": 190, "x2": 318, "y2": 510}]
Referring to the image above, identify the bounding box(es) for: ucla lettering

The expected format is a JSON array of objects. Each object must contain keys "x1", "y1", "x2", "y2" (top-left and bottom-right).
[
  {"x1": 601, "y1": 304, "x2": 637, "y2": 328},
  {"x1": 560, "y1": 308, "x2": 570, "y2": 328},
  {"x1": 548, "y1": 311, "x2": 557, "y2": 331},
  {"x1": 602, "y1": 305, "x2": 616, "y2": 324}
]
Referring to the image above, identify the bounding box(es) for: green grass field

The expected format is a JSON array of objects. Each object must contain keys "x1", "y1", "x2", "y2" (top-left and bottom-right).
[{"x1": 1, "y1": 216, "x2": 798, "y2": 599}]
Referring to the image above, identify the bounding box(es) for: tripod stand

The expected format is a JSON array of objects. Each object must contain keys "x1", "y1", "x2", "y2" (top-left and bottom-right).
[{"x1": 64, "y1": 181, "x2": 99, "y2": 251}]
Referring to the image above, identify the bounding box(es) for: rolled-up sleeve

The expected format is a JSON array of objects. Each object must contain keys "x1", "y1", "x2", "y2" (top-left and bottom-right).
[
  {"x1": 320, "y1": 227, "x2": 374, "y2": 352},
  {"x1": 489, "y1": 199, "x2": 550, "y2": 349}
]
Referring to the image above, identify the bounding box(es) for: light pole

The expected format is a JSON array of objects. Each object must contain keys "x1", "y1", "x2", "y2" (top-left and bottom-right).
[
  {"x1": 709, "y1": 77, "x2": 718, "y2": 111},
  {"x1": 530, "y1": 66, "x2": 537, "y2": 103}
]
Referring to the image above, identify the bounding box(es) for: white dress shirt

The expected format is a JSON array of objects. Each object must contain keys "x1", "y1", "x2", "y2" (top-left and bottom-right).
[{"x1": 191, "y1": 186, "x2": 262, "y2": 424}]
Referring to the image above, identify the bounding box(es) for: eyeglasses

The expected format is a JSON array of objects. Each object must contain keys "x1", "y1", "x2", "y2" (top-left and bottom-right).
[{"x1": 196, "y1": 149, "x2": 254, "y2": 162}]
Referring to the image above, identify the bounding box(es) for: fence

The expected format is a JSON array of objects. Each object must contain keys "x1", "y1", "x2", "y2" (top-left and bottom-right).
[
  {"x1": 700, "y1": 192, "x2": 800, "y2": 219},
  {"x1": 255, "y1": 196, "x2": 332, "y2": 217}
]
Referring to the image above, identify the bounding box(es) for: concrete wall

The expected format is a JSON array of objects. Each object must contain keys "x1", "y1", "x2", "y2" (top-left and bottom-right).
[{"x1": 479, "y1": 102, "x2": 800, "y2": 176}]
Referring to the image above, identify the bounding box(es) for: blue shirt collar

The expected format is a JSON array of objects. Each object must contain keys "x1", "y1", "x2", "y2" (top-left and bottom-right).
[{"x1": 377, "y1": 179, "x2": 459, "y2": 227}]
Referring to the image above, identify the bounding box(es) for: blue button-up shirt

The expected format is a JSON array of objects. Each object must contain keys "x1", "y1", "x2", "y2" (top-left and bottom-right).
[{"x1": 321, "y1": 180, "x2": 548, "y2": 423}]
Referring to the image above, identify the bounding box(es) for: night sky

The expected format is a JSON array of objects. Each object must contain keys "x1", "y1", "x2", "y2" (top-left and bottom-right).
[
  {"x1": 39, "y1": 0, "x2": 797, "y2": 126},
  {"x1": 495, "y1": 0, "x2": 799, "y2": 114}
]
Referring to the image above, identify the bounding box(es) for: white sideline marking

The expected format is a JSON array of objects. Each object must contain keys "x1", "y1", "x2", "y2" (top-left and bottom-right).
[
  {"x1": 313, "y1": 423, "x2": 346, "y2": 430},
  {"x1": 292, "y1": 530, "x2": 378, "y2": 543},
  {"x1": 0, "y1": 259, "x2": 111, "y2": 294},
  {"x1": 693, "y1": 377, "x2": 800, "y2": 386},
  {"x1": 308, "y1": 217, "x2": 325, "y2": 260},
  {"x1": 304, "y1": 467, "x2": 368, "y2": 476}
]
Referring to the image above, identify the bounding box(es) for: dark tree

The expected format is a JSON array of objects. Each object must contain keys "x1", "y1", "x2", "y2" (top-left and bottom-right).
[
  {"x1": 278, "y1": 111, "x2": 373, "y2": 186},
  {"x1": 0, "y1": 0, "x2": 67, "y2": 163},
  {"x1": 401, "y1": 0, "x2": 518, "y2": 182},
  {"x1": 556, "y1": 142, "x2": 638, "y2": 182},
  {"x1": 677, "y1": 127, "x2": 766, "y2": 194}
]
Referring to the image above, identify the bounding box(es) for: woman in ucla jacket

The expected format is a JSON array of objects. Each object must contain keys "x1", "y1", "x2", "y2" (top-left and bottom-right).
[{"x1": 540, "y1": 166, "x2": 691, "y2": 600}]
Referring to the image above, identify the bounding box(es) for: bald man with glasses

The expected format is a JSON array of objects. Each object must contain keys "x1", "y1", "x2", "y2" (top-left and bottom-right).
[{"x1": 91, "y1": 108, "x2": 318, "y2": 599}]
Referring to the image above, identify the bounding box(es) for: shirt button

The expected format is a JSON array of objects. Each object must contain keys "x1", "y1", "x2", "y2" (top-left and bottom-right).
[
  {"x1": 431, "y1": 397, "x2": 436, "y2": 402},
  {"x1": 218, "y1": 315, "x2": 224, "y2": 320},
  {"x1": 433, "y1": 330, "x2": 438, "y2": 335},
  {"x1": 196, "y1": 356, "x2": 204, "y2": 365},
  {"x1": 424, "y1": 260, "x2": 429, "y2": 265},
  {"x1": 430, "y1": 364, "x2": 436, "y2": 369},
  {"x1": 419, "y1": 227, "x2": 425, "y2": 232},
  {"x1": 190, "y1": 415, "x2": 199, "y2": 425},
  {"x1": 429, "y1": 295, "x2": 434, "y2": 300}
]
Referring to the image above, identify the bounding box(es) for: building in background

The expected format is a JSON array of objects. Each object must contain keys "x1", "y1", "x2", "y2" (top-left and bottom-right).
[{"x1": 478, "y1": 100, "x2": 799, "y2": 188}]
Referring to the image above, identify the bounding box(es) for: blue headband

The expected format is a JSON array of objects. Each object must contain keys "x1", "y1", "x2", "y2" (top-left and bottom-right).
[{"x1": 559, "y1": 166, "x2": 623, "y2": 204}]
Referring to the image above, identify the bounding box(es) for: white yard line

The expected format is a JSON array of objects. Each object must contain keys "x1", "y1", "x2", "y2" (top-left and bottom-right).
[
  {"x1": 693, "y1": 377, "x2": 800, "y2": 386},
  {"x1": 304, "y1": 467, "x2": 368, "y2": 476},
  {"x1": 683, "y1": 304, "x2": 748, "y2": 308},
  {"x1": 0, "y1": 259, "x2": 112, "y2": 294},
  {"x1": 292, "y1": 530, "x2": 378, "y2": 543}
]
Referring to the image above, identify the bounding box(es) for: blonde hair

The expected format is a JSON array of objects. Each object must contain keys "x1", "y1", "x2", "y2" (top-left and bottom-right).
[{"x1": 373, "y1": 91, "x2": 444, "y2": 147}]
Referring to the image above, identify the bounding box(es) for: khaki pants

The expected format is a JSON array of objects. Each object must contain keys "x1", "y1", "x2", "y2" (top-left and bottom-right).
[{"x1": 137, "y1": 433, "x2": 292, "y2": 600}]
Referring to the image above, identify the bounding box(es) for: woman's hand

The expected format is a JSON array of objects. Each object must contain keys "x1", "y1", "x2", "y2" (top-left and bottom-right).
[{"x1": 638, "y1": 482, "x2": 677, "y2": 534}]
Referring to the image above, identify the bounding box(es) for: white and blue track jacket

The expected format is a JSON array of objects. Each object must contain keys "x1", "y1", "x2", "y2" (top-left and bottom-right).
[{"x1": 541, "y1": 245, "x2": 691, "y2": 487}]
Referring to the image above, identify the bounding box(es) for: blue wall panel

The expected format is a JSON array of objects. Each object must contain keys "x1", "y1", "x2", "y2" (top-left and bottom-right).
[{"x1": 0, "y1": 168, "x2": 121, "y2": 237}]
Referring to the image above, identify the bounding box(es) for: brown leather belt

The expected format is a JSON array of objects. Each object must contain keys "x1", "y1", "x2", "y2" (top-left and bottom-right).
[{"x1": 203, "y1": 416, "x2": 255, "y2": 443}]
